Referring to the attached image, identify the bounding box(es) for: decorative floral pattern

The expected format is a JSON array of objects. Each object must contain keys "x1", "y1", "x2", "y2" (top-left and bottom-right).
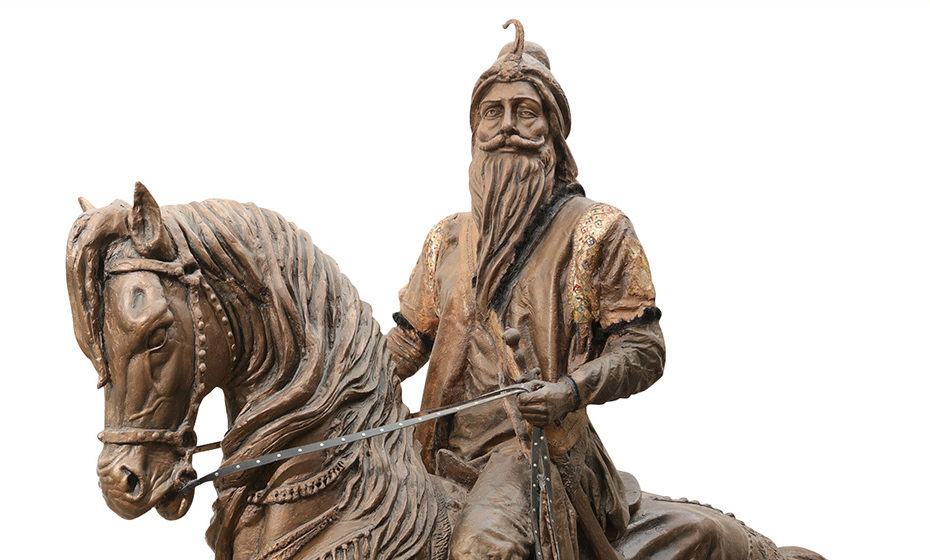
[
  {"x1": 569, "y1": 203, "x2": 622, "y2": 323},
  {"x1": 424, "y1": 216, "x2": 450, "y2": 316}
]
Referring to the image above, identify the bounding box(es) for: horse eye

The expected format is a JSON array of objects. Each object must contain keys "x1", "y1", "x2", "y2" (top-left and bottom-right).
[{"x1": 147, "y1": 327, "x2": 168, "y2": 350}]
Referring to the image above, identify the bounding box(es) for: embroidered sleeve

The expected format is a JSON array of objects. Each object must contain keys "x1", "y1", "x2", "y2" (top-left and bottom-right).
[
  {"x1": 567, "y1": 205, "x2": 665, "y2": 405},
  {"x1": 397, "y1": 216, "x2": 452, "y2": 336},
  {"x1": 592, "y1": 211, "x2": 657, "y2": 327},
  {"x1": 568, "y1": 203, "x2": 624, "y2": 324},
  {"x1": 388, "y1": 217, "x2": 454, "y2": 379}
]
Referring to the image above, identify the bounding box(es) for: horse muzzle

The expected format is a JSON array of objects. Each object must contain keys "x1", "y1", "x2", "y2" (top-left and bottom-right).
[{"x1": 97, "y1": 443, "x2": 196, "y2": 520}]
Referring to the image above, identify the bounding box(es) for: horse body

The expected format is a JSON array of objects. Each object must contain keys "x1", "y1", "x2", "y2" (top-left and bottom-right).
[{"x1": 67, "y1": 185, "x2": 824, "y2": 560}]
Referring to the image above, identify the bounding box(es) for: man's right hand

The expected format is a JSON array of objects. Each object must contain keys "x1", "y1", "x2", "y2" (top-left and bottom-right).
[{"x1": 515, "y1": 379, "x2": 577, "y2": 426}]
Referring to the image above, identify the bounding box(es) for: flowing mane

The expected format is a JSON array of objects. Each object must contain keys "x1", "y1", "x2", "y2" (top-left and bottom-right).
[{"x1": 67, "y1": 198, "x2": 439, "y2": 560}]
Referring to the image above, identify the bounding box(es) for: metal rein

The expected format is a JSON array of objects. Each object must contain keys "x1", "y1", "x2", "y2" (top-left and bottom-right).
[
  {"x1": 179, "y1": 384, "x2": 561, "y2": 558},
  {"x1": 179, "y1": 385, "x2": 533, "y2": 494}
]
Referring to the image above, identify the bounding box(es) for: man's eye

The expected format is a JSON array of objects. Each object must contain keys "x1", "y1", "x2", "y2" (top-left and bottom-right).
[
  {"x1": 148, "y1": 327, "x2": 168, "y2": 350},
  {"x1": 484, "y1": 107, "x2": 501, "y2": 118},
  {"x1": 519, "y1": 110, "x2": 536, "y2": 118}
]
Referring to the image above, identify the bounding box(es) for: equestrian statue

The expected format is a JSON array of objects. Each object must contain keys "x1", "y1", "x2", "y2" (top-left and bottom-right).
[{"x1": 65, "y1": 20, "x2": 827, "y2": 560}]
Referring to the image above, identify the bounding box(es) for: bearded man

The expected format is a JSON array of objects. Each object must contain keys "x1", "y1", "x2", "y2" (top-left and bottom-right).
[{"x1": 386, "y1": 21, "x2": 784, "y2": 560}]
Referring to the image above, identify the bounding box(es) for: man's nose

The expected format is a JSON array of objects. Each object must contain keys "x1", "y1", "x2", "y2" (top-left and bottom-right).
[{"x1": 501, "y1": 106, "x2": 517, "y2": 134}]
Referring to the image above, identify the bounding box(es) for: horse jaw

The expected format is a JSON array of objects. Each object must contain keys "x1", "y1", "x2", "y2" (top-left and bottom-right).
[
  {"x1": 153, "y1": 458, "x2": 197, "y2": 520},
  {"x1": 156, "y1": 484, "x2": 194, "y2": 520}
]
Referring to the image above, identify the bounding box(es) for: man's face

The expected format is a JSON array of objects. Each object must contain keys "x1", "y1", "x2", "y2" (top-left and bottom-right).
[{"x1": 475, "y1": 81, "x2": 549, "y2": 152}]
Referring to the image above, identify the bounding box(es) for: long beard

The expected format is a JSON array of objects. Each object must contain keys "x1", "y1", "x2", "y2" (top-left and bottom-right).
[{"x1": 469, "y1": 141, "x2": 556, "y2": 311}]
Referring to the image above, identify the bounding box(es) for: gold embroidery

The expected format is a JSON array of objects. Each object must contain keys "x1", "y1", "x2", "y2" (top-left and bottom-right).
[
  {"x1": 621, "y1": 236, "x2": 653, "y2": 301},
  {"x1": 569, "y1": 203, "x2": 622, "y2": 323},
  {"x1": 424, "y1": 216, "x2": 453, "y2": 317}
]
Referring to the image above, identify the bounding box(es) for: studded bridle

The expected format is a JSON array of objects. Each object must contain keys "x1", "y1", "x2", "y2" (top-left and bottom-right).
[{"x1": 96, "y1": 256, "x2": 236, "y2": 470}]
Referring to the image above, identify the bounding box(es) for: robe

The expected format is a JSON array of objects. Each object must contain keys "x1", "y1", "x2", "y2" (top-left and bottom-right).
[{"x1": 388, "y1": 189, "x2": 666, "y2": 555}]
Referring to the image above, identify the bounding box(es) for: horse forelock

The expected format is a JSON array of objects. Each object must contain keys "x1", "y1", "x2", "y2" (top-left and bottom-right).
[{"x1": 66, "y1": 200, "x2": 132, "y2": 387}]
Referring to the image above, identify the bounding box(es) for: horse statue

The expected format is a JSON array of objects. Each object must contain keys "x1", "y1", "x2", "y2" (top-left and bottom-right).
[{"x1": 66, "y1": 184, "x2": 825, "y2": 560}]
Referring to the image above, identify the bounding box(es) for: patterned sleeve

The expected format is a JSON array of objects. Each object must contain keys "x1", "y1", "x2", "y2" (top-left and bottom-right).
[
  {"x1": 568, "y1": 210, "x2": 665, "y2": 405},
  {"x1": 594, "y1": 214, "x2": 657, "y2": 326},
  {"x1": 386, "y1": 218, "x2": 447, "y2": 379}
]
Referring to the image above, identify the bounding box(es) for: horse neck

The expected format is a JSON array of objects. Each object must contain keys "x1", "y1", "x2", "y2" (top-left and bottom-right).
[
  {"x1": 213, "y1": 243, "x2": 403, "y2": 456},
  {"x1": 158, "y1": 202, "x2": 445, "y2": 557},
  {"x1": 274, "y1": 355, "x2": 446, "y2": 560},
  {"x1": 210, "y1": 270, "x2": 444, "y2": 559}
]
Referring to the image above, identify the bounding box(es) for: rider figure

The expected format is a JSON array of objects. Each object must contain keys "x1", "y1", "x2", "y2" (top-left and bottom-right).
[{"x1": 386, "y1": 21, "x2": 665, "y2": 560}]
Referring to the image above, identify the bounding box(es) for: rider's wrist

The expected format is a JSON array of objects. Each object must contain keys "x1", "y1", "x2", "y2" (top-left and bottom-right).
[{"x1": 559, "y1": 375, "x2": 583, "y2": 411}]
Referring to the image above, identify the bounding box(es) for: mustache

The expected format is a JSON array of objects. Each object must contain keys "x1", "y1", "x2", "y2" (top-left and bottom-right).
[{"x1": 474, "y1": 131, "x2": 547, "y2": 152}]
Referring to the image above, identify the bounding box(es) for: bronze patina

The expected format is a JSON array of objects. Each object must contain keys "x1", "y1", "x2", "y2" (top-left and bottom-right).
[{"x1": 66, "y1": 20, "x2": 827, "y2": 560}]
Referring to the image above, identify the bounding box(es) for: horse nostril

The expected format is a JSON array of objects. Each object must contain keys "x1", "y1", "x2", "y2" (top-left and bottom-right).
[{"x1": 121, "y1": 466, "x2": 141, "y2": 496}]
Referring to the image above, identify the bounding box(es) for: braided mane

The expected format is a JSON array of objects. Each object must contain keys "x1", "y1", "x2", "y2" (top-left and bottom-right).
[{"x1": 67, "y1": 198, "x2": 437, "y2": 560}]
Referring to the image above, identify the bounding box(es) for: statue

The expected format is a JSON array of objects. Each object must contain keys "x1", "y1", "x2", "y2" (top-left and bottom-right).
[{"x1": 65, "y1": 20, "x2": 827, "y2": 560}]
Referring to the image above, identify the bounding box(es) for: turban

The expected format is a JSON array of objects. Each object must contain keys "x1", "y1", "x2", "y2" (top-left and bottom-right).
[{"x1": 471, "y1": 20, "x2": 572, "y2": 139}]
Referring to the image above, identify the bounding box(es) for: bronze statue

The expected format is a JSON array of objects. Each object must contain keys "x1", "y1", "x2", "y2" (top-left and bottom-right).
[{"x1": 66, "y1": 20, "x2": 827, "y2": 560}]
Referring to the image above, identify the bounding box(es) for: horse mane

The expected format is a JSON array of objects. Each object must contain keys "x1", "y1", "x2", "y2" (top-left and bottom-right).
[{"x1": 67, "y1": 198, "x2": 437, "y2": 560}]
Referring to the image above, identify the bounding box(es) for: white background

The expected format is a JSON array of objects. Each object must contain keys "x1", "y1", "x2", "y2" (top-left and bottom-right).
[{"x1": 1, "y1": 1, "x2": 927, "y2": 559}]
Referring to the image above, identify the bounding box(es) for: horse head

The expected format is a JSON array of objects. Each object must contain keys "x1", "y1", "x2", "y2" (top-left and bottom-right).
[
  {"x1": 67, "y1": 183, "x2": 235, "y2": 520},
  {"x1": 67, "y1": 185, "x2": 437, "y2": 559}
]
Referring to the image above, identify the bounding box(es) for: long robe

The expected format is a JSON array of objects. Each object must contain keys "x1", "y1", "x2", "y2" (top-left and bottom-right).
[{"x1": 388, "y1": 190, "x2": 666, "y2": 554}]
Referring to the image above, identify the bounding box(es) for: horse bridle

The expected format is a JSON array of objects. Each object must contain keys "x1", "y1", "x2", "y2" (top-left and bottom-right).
[{"x1": 96, "y1": 257, "x2": 236, "y2": 471}]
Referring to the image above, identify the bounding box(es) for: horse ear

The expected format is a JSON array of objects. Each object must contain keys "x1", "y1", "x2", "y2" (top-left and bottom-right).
[
  {"x1": 78, "y1": 197, "x2": 95, "y2": 212},
  {"x1": 131, "y1": 182, "x2": 176, "y2": 260}
]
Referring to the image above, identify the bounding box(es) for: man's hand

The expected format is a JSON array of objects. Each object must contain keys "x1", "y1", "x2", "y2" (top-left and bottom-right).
[{"x1": 516, "y1": 379, "x2": 577, "y2": 426}]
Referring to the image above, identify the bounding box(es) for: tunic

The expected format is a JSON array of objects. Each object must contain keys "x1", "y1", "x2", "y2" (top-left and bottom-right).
[{"x1": 388, "y1": 188, "x2": 666, "y2": 546}]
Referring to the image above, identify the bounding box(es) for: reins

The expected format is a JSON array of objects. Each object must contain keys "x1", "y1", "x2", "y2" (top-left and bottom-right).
[
  {"x1": 180, "y1": 384, "x2": 564, "y2": 559},
  {"x1": 179, "y1": 384, "x2": 532, "y2": 494}
]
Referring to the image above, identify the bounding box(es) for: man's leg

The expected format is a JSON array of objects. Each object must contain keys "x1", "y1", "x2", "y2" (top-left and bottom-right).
[
  {"x1": 449, "y1": 443, "x2": 533, "y2": 560},
  {"x1": 617, "y1": 492, "x2": 756, "y2": 560}
]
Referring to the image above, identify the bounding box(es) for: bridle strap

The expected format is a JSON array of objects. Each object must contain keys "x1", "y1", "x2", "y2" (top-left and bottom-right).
[
  {"x1": 98, "y1": 427, "x2": 194, "y2": 447},
  {"x1": 106, "y1": 258, "x2": 185, "y2": 277},
  {"x1": 99, "y1": 257, "x2": 237, "y2": 471}
]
